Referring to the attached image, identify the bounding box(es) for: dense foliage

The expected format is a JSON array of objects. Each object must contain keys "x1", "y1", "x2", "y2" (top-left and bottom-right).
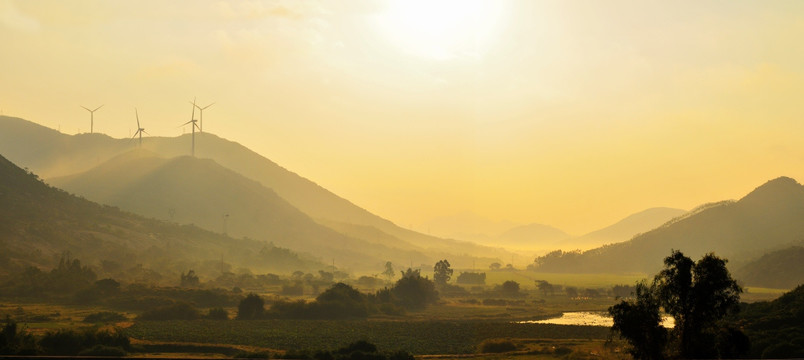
[
  {"x1": 609, "y1": 250, "x2": 745, "y2": 359},
  {"x1": 736, "y1": 284, "x2": 804, "y2": 358}
]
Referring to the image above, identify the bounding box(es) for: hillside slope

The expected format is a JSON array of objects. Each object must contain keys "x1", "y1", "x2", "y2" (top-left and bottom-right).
[
  {"x1": 0, "y1": 116, "x2": 507, "y2": 266},
  {"x1": 561, "y1": 207, "x2": 687, "y2": 250},
  {"x1": 0, "y1": 153, "x2": 322, "y2": 279},
  {"x1": 48, "y1": 151, "x2": 428, "y2": 270},
  {"x1": 532, "y1": 177, "x2": 804, "y2": 274}
]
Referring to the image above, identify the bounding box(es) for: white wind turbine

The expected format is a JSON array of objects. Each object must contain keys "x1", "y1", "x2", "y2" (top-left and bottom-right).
[
  {"x1": 190, "y1": 101, "x2": 214, "y2": 132},
  {"x1": 80, "y1": 104, "x2": 104, "y2": 133},
  {"x1": 181, "y1": 98, "x2": 201, "y2": 156},
  {"x1": 131, "y1": 108, "x2": 148, "y2": 147}
]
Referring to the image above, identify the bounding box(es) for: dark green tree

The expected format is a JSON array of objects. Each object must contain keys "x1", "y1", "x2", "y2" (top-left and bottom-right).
[
  {"x1": 236, "y1": 293, "x2": 265, "y2": 319},
  {"x1": 180, "y1": 270, "x2": 200, "y2": 287},
  {"x1": 609, "y1": 250, "x2": 744, "y2": 359},
  {"x1": 382, "y1": 261, "x2": 395, "y2": 281},
  {"x1": 655, "y1": 251, "x2": 742, "y2": 358},
  {"x1": 609, "y1": 281, "x2": 667, "y2": 360},
  {"x1": 433, "y1": 259, "x2": 453, "y2": 287},
  {"x1": 391, "y1": 268, "x2": 437, "y2": 310}
]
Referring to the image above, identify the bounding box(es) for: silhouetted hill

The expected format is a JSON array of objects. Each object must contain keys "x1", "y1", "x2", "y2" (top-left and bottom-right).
[
  {"x1": 496, "y1": 223, "x2": 571, "y2": 250},
  {"x1": 0, "y1": 116, "x2": 508, "y2": 267},
  {"x1": 0, "y1": 152, "x2": 322, "y2": 279},
  {"x1": 733, "y1": 246, "x2": 804, "y2": 289},
  {"x1": 49, "y1": 151, "x2": 432, "y2": 271},
  {"x1": 532, "y1": 177, "x2": 804, "y2": 274},
  {"x1": 561, "y1": 207, "x2": 687, "y2": 250},
  {"x1": 737, "y1": 285, "x2": 804, "y2": 357}
]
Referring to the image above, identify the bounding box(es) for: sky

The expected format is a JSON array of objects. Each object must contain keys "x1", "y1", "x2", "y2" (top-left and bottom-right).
[{"x1": 2, "y1": 0, "x2": 804, "y2": 235}]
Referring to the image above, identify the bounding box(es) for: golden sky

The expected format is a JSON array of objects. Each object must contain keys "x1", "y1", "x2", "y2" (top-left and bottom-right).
[{"x1": 2, "y1": 0, "x2": 804, "y2": 235}]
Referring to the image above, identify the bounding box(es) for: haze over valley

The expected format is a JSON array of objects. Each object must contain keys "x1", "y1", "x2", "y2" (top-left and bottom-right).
[{"x1": 3, "y1": 1, "x2": 804, "y2": 359}]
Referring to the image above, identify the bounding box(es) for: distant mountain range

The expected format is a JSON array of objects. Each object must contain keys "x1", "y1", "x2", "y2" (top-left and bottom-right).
[
  {"x1": 48, "y1": 150, "x2": 428, "y2": 270},
  {"x1": 0, "y1": 152, "x2": 322, "y2": 280},
  {"x1": 0, "y1": 116, "x2": 508, "y2": 270},
  {"x1": 532, "y1": 177, "x2": 804, "y2": 276}
]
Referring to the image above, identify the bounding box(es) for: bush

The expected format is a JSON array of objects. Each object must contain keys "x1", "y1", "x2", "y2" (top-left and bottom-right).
[
  {"x1": 0, "y1": 316, "x2": 37, "y2": 355},
  {"x1": 206, "y1": 307, "x2": 229, "y2": 320},
  {"x1": 83, "y1": 311, "x2": 127, "y2": 323},
  {"x1": 139, "y1": 302, "x2": 200, "y2": 320},
  {"x1": 237, "y1": 293, "x2": 265, "y2": 320},
  {"x1": 234, "y1": 350, "x2": 272, "y2": 358},
  {"x1": 77, "y1": 345, "x2": 127, "y2": 356},
  {"x1": 478, "y1": 339, "x2": 517, "y2": 353},
  {"x1": 39, "y1": 328, "x2": 130, "y2": 356}
]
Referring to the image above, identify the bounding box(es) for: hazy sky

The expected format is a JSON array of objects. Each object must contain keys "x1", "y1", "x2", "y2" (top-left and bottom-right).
[{"x1": 3, "y1": 0, "x2": 804, "y2": 234}]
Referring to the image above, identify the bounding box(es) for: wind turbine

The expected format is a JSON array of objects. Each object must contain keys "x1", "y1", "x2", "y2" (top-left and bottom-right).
[
  {"x1": 80, "y1": 104, "x2": 103, "y2": 133},
  {"x1": 130, "y1": 108, "x2": 148, "y2": 147},
  {"x1": 181, "y1": 98, "x2": 201, "y2": 156},
  {"x1": 190, "y1": 101, "x2": 214, "y2": 132}
]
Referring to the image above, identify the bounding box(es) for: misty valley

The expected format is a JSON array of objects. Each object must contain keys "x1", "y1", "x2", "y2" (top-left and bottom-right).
[{"x1": 1, "y1": 115, "x2": 804, "y2": 359}]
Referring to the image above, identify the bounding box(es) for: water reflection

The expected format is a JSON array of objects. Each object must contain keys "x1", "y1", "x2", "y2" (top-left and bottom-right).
[{"x1": 518, "y1": 311, "x2": 675, "y2": 328}]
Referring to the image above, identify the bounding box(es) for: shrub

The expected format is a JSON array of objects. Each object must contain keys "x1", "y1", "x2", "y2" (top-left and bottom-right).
[
  {"x1": 83, "y1": 311, "x2": 127, "y2": 323},
  {"x1": 478, "y1": 339, "x2": 517, "y2": 353},
  {"x1": 77, "y1": 345, "x2": 127, "y2": 356},
  {"x1": 237, "y1": 293, "x2": 265, "y2": 320},
  {"x1": 206, "y1": 307, "x2": 229, "y2": 320},
  {"x1": 139, "y1": 302, "x2": 200, "y2": 320}
]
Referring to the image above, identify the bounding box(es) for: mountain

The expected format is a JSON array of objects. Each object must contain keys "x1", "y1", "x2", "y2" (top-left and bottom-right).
[
  {"x1": 0, "y1": 152, "x2": 322, "y2": 280},
  {"x1": 532, "y1": 177, "x2": 804, "y2": 274},
  {"x1": 733, "y1": 246, "x2": 804, "y2": 289},
  {"x1": 0, "y1": 116, "x2": 508, "y2": 267},
  {"x1": 496, "y1": 223, "x2": 572, "y2": 250},
  {"x1": 738, "y1": 285, "x2": 804, "y2": 358},
  {"x1": 561, "y1": 207, "x2": 687, "y2": 250},
  {"x1": 48, "y1": 150, "x2": 428, "y2": 270}
]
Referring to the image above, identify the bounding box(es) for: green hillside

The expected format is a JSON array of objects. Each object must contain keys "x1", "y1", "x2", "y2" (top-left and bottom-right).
[
  {"x1": 0, "y1": 152, "x2": 322, "y2": 280},
  {"x1": 532, "y1": 177, "x2": 804, "y2": 274},
  {"x1": 49, "y1": 150, "x2": 429, "y2": 270},
  {"x1": 734, "y1": 246, "x2": 804, "y2": 289},
  {"x1": 0, "y1": 116, "x2": 509, "y2": 268}
]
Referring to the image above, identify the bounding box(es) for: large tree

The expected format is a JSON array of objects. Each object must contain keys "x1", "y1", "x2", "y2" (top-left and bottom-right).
[
  {"x1": 433, "y1": 259, "x2": 453, "y2": 287},
  {"x1": 609, "y1": 250, "x2": 744, "y2": 359}
]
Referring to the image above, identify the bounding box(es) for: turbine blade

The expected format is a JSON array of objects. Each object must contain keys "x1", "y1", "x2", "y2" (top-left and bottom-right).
[
  {"x1": 180, "y1": 120, "x2": 193, "y2": 126},
  {"x1": 94, "y1": 105, "x2": 104, "y2": 112},
  {"x1": 142, "y1": 130, "x2": 150, "y2": 135},
  {"x1": 80, "y1": 105, "x2": 90, "y2": 111},
  {"x1": 135, "y1": 108, "x2": 140, "y2": 128},
  {"x1": 130, "y1": 130, "x2": 140, "y2": 141},
  {"x1": 202, "y1": 103, "x2": 215, "y2": 110}
]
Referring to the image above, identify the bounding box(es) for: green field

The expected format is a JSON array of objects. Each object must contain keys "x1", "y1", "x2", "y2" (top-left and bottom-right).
[{"x1": 124, "y1": 319, "x2": 611, "y2": 355}]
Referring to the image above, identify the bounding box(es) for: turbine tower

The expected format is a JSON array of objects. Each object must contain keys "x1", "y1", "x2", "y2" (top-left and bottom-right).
[
  {"x1": 80, "y1": 104, "x2": 104, "y2": 133},
  {"x1": 190, "y1": 101, "x2": 214, "y2": 132},
  {"x1": 131, "y1": 108, "x2": 148, "y2": 147},
  {"x1": 182, "y1": 98, "x2": 201, "y2": 156}
]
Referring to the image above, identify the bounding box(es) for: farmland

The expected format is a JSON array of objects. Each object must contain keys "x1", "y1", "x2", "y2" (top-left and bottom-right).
[{"x1": 124, "y1": 319, "x2": 612, "y2": 355}]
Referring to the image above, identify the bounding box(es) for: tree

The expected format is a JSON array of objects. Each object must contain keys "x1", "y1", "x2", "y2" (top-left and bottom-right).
[
  {"x1": 180, "y1": 270, "x2": 200, "y2": 287},
  {"x1": 609, "y1": 281, "x2": 667, "y2": 360},
  {"x1": 654, "y1": 251, "x2": 742, "y2": 358},
  {"x1": 535, "y1": 280, "x2": 554, "y2": 296},
  {"x1": 489, "y1": 262, "x2": 501, "y2": 271},
  {"x1": 433, "y1": 259, "x2": 453, "y2": 287},
  {"x1": 609, "y1": 250, "x2": 744, "y2": 359},
  {"x1": 499, "y1": 280, "x2": 520, "y2": 296},
  {"x1": 392, "y1": 268, "x2": 438, "y2": 310},
  {"x1": 383, "y1": 261, "x2": 395, "y2": 281},
  {"x1": 236, "y1": 293, "x2": 265, "y2": 319}
]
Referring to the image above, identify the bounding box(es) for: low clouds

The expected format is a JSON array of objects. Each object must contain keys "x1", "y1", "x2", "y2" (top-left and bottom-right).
[{"x1": 0, "y1": 0, "x2": 40, "y2": 32}]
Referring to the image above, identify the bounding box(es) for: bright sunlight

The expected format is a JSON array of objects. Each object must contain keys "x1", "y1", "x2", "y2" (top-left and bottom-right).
[{"x1": 375, "y1": 0, "x2": 504, "y2": 61}]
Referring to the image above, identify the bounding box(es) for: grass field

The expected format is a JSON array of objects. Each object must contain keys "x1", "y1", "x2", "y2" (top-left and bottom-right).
[{"x1": 124, "y1": 319, "x2": 612, "y2": 355}]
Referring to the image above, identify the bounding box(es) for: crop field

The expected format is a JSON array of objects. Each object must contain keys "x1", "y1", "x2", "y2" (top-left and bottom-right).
[{"x1": 124, "y1": 320, "x2": 611, "y2": 355}]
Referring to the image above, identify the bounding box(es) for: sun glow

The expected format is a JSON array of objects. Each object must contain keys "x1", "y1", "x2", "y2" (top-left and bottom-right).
[{"x1": 375, "y1": 0, "x2": 504, "y2": 61}]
